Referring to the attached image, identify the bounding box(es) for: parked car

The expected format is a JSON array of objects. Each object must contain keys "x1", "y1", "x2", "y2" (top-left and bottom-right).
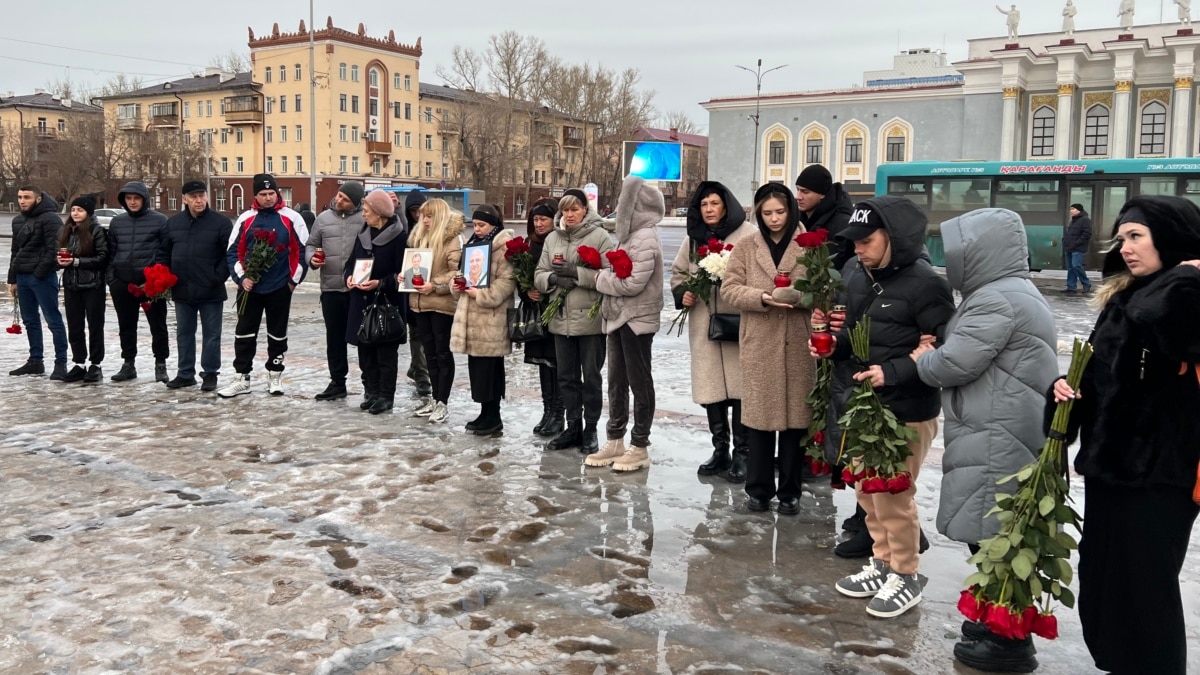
[
  {"x1": 674, "y1": 207, "x2": 688, "y2": 217},
  {"x1": 94, "y1": 208, "x2": 123, "y2": 228}
]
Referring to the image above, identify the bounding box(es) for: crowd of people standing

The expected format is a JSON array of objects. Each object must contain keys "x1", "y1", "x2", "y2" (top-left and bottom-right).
[{"x1": 6, "y1": 163, "x2": 1199, "y2": 674}]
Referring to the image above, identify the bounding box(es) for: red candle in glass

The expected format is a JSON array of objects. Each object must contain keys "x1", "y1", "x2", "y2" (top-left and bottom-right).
[
  {"x1": 411, "y1": 273, "x2": 425, "y2": 287},
  {"x1": 774, "y1": 272, "x2": 791, "y2": 288},
  {"x1": 553, "y1": 253, "x2": 565, "y2": 264},
  {"x1": 313, "y1": 247, "x2": 325, "y2": 265},
  {"x1": 810, "y1": 323, "x2": 835, "y2": 356},
  {"x1": 454, "y1": 273, "x2": 467, "y2": 291}
]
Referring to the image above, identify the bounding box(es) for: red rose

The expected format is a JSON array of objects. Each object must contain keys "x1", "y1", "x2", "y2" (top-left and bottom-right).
[
  {"x1": 127, "y1": 283, "x2": 142, "y2": 297},
  {"x1": 985, "y1": 604, "x2": 1029, "y2": 640},
  {"x1": 139, "y1": 302, "x2": 152, "y2": 312},
  {"x1": 504, "y1": 236, "x2": 530, "y2": 259},
  {"x1": 1020, "y1": 605, "x2": 1038, "y2": 635},
  {"x1": 606, "y1": 250, "x2": 634, "y2": 279},
  {"x1": 696, "y1": 245, "x2": 709, "y2": 258},
  {"x1": 1032, "y1": 613, "x2": 1059, "y2": 640},
  {"x1": 958, "y1": 589, "x2": 985, "y2": 622},
  {"x1": 707, "y1": 237, "x2": 722, "y2": 251},
  {"x1": 861, "y1": 476, "x2": 888, "y2": 494},
  {"x1": 577, "y1": 245, "x2": 603, "y2": 269},
  {"x1": 267, "y1": 231, "x2": 279, "y2": 245},
  {"x1": 812, "y1": 431, "x2": 825, "y2": 445},
  {"x1": 253, "y1": 229, "x2": 268, "y2": 241},
  {"x1": 841, "y1": 466, "x2": 857, "y2": 485},
  {"x1": 275, "y1": 245, "x2": 286, "y2": 253},
  {"x1": 886, "y1": 472, "x2": 913, "y2": 494},
  {"x1": 810, "y1": 458, "x2": 832, "y2": 476},
  {"x1": 794, "y1": 230, "x2": 828, "y2": 248}
]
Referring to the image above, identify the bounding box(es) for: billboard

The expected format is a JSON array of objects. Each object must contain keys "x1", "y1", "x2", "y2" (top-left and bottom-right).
[{"x1": 622, "y1": 141, "x2": 683, "y2": 182}]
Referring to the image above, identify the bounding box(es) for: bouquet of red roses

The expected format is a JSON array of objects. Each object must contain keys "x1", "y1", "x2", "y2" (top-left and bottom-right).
[
  {"x1": 666, "y1": 237, "x2": 733, "y2": 336},
  {"x1": 542, "y1": 245, "x2": 604, "y2": 325},
  {"x1": 503, "y1": 236, "x2": 536, "y2": 293},
  {"x1": 589, "y1": 249, "x2": 634, "y2": 319},
  {"x1": 125, "y1": 263, "x2": 178, "y2": 312},
  {"x1": 6, "y1": 298, "x2": 21, "y2": 334},
  {"x1": 792, "y1": 228, "x2": 844, "y2": 476},
  {"x1": 958, "y1": 339, "x2": 1091, "y2": 642},
  {"x1": 836, "y1": 317, "x2": 917, "y2": 494},
  {"x1": 238, "y1": 228, "x2": 286, "y2": 315}
]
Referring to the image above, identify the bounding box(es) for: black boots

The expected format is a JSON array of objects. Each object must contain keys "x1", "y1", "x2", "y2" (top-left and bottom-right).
[
  {"x1": 154, "y1": 360, "x2": 168, "y2": 383},
  {"x1": 726, "y1": 449, "x2": 749, "y2": 483},
  {"x1": 953, "y1": 630, "x2": 1039, "y2": 673},
  {"x1": 534, "y1": 367, "x2": 564, "y2": 437},
  {"x1": 473, "y1": 400, "x2": 503, "y2": 436},
  {"x1": 546, "y1": 420, "x2": 583, "y2": 451},
  {"x1": 61, "y1": 365, "x2": 87, "y2": 383},
  {"x1": 49, "y1": 362, "x2": 67, "y2": 380},
  {"x1": 368, "y1": 398, "x2": 394, "y2": 415},
  {"x1": 725, "y1": 401, "x2": 750, "y2": 483},
  {"x1": 698, "y1": 402, "x2": 733, "y2": 475},
  {"x1": 9, "y1": 359, "x2": 44, "y2": 376},
  {"x1": 316, "y1": 381, "x2": 348, "y2": 401},
  {"x1": 580, "y1": 422, "x2": 599, "y2": 455},
  {"x1": 111, "y1": 360, "x2": 137, "y2": 382},
  {"x1": 538, "y1": 404, "x2": 565, "y2": 437}
]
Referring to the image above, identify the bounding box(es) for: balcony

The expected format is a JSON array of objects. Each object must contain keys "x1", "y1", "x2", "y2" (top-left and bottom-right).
[
  {"x1": 222, "y1": 96, "x2": 263, "y2": 125},
  {"x1": 366, "y1": 140, "x2": 392, "y2": 156},
  {"x1": 563, "y1": 128, "x2": 583, "y2": 148},
  {"x1": 438, "y1": 121, "x2": 460, "y2": 136},
  {"x1": 148, "y1": 103, "x2": 180, "y2": 129},
  {"x1": 34, "y1": 128, "x2": 57, "y2": 139},
  {"x1": 117, "y1": 116, "x2": 142, "y2": 131}
]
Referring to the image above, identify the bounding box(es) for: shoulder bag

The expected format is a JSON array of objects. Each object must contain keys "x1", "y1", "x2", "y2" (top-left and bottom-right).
[
  {"x1": 358, "y1": 290, "x2": 406, "y2": 344},
  {"x1": 508, "y1": 298, "x2": 546, "y2": 343},
  {"x1": 707, "y1": 287, "x2": 740, "y2": 342}
]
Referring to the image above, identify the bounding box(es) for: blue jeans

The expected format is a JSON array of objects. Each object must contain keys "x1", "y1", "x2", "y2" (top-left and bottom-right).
[
  {"x1": 175, "y1": 300, "x2": 224, "y2": 378},
  {"x1": 16, "y1": 273, "x2": 67, "y2": 364},
  {"x1": 1066, "y1": 251, "x2": 1091, "y2": 290}
]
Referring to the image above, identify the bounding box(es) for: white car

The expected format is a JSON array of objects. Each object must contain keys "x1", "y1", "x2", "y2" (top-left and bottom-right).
[{"x1": 94, "y1": 208, "x2": 123, "y2": 228}]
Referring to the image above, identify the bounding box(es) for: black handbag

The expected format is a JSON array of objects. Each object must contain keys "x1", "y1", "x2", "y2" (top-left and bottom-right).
[
  {"x1": 357, "y1": 291, "x2": 406, "y2": 345},
  {"x1": 706, "y1": 288, "x2": 740, "y2": 342},
  {"x1": 507, "y1": 298, "x2": 546, "y2": 343}
]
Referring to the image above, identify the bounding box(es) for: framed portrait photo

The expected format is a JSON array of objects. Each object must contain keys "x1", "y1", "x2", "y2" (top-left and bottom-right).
[
  {"x1": 351, "y1": 258, "x2": 374, "y2": 286},
  {"x1": 399, "y1": 248, "x2": 433, "y2": 293},
  {"x1": 462, "y1": 242, "x2": 492, "y2": 289}
]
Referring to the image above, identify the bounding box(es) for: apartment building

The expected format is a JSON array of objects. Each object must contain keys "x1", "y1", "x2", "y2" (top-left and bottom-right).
[{"x1": 0, "y1": 91, "x2": 102, "y2": 204}]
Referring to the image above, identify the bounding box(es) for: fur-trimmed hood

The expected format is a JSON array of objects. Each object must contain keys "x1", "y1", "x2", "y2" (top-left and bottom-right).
[{"x1": 614, "y1": 175, "x2": 664, "y2": 244}]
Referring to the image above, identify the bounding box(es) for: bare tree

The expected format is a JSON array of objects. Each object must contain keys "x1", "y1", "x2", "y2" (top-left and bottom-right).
[
  {"x1": 210, "y1": 50, "x2": 251, "y2": 73},
  {"x1": 44, "y1": 75, "x2": 90, "y2": 102},
  {"x1": 657, "y1": 110, "x2": 699, "y2": 135},
  {"x1": 98, "y1": 74, "x2": 144, "y2": 97},
  {"x1": 0, "y1": 127, "x2": 37, "y2": 204}
]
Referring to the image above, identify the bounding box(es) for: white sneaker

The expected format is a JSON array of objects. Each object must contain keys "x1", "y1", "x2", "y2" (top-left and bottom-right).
[
  {"x1": 413, "y1": 398, "x2": 436, "y2": 417},
  {"x1": 865, "y1": 572, "x2": 923, "y2": 618},
  {"x1": 611, "y1": 445, "x2": 651, "y2": 472},
  {"x1": 267, "y1": 371, "x2": 283, "y2": 396},
  {"x1": 217, "y1": 376, "x2": 252, "y2": 398},
  {"x1": 585, "y1": 439, "x2": 626, "y2": 467},
  {"x1": 427, "y1": 401, "x2": 449, "y2": 424}
]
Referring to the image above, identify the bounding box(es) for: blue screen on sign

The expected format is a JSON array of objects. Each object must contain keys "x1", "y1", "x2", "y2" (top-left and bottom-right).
[{"x1": 624, "y1": 142, "x2": 682, "y2": 182}]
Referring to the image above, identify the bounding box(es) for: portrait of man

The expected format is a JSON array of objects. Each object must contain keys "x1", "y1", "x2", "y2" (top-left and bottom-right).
[
  {"x1": 465, "y1": 245, "x2": 490, "y2": 288},
  {"x1": 401, "y1": 249, "x2": 431, "y2": 290}
]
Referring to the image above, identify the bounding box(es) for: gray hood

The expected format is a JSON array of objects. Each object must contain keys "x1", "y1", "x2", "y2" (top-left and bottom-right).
[
  {"x1": 614, "y1": 175, "x2": 664, "y2": 244},
  {"x1": 942, "y1": 208, "x2": 1029, "y2": 297},
  {"x1": 554, "y1": 208, "x2": 607, "y2": 242}
]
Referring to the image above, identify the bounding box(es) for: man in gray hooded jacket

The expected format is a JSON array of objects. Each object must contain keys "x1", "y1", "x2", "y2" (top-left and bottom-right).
[{"x1": 306, "y1": 181, "x2": 365, "y2": 401}]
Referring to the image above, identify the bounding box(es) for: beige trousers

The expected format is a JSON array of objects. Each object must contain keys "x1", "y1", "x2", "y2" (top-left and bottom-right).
[{"x1": 854, "y1": 418, "x2": 938, "y2": 575}]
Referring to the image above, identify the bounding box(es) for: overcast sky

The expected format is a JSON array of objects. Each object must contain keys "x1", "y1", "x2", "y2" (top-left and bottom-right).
[{"x1": 0, "y1": 0, "x2": 1171, "y2": 130}]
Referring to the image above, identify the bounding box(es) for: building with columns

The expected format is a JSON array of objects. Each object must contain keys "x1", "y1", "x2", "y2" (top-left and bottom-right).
[{"x1": 703, "y1": 18, "x2": 1200, "y2": 207}]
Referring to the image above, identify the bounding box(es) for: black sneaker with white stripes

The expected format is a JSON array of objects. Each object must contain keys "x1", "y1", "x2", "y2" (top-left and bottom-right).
[
  {"x1": 835, "y1": 557, "x2": 892, "y2": 598},
  {"x1": 866, "y1": 572, "x2": 923, "y2": 618}
]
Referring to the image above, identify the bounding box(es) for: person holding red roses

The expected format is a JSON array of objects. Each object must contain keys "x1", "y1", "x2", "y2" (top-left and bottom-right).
[
  {"x1": 520, "y1": 199, "x2": 564, "y2": 438},
  {"x1": 670, "y1": 181, "x2": 757, "y2": 482},
  {"x1": 911, "y1": 208, "x2": 1057, "y2": 671},
  {"x1": 1048, "y1": 196, "x2": 1200, "y2": 675},
  {"x1": 719, "y1": 182, "x2": 816, "y2": 517}
]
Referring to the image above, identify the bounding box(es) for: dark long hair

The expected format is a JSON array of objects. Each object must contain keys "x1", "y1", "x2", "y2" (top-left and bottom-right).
[{"x1": 59, "y1": 213, "x2": 95, "y2": 256}]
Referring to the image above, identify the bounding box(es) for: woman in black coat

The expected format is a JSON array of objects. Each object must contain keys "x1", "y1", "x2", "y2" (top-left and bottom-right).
[
  {"x1": 57, "y1": 196, "x2": 111, "y2": 383},
  {"x1": 521, "y1": 199, "x2": 563, "y2": 437},
  {"x1": 345, "y1": 191, "x2": 408, "y2": 414},
  {"x1": 1050, "y1": 195, "x2": 1200, "y2": 675}
]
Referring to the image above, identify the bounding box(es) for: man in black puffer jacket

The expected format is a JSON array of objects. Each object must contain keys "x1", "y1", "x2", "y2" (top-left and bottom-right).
[
  {"x1": 814, "y1": 196, "x2": 955, "y2": 620},
  {"x1": 107, "y1": 180, "x2": 170, "y2": 383},
  {"x1": 7, "y1": 186, "x2": 68, "y2": 379},
  {"x1": 162, "y1": 181, "x2": 233, "y2": 392},
  {"x1": 796, "y1": 165, "x2": 856, "y2": 270}
]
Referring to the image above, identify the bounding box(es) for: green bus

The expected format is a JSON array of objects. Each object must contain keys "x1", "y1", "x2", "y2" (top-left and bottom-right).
[{"x1": 874, "y1": 159, "x2": 1200, "y2": 270}]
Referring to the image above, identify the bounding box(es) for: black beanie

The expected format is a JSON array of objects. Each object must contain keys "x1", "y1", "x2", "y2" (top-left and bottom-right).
[
  {"x1": 339, "y1": 180, "x2": 365, "y2": 208},
  {"x1": 561, "y1": 188, "x2": 590, "y2": 210},
  {"x1": 70, "y1": 195, "x2": 96, "y2": 216},
  {"x1": 253, "y1": 173, "x2": 277, "y2": 194},
  {"x1": 796, "y1": 165, "x2": 833, "y2": 195},
  {"x1": 529, "y1": 201, "x2": 556, "y2": 220}
]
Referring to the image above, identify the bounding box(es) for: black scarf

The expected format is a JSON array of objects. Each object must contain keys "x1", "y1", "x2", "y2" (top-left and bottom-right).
[
  {"x1": 467, "y1": 225, "x2": 499, "y2": 246},
  {"x1": 753, "y1": 182, "x2": 801, "y2": 267}
]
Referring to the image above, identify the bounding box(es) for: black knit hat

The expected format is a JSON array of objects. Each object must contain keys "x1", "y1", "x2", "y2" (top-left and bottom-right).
[
  {"x1": 1070, "y1": 203, "x2": 1085, "y2": 212},
  {"x1": 253, "y1": 173, "x2": 277, "y2": 194},
  {"x1": 70, "y1": 195, "x2": 96, "y2": 216},
  {"x1": 796, "y1": 164, "x2": 833, "y2": 195},
  {"x1": 561, "y1": 188, "x2": 590, "y2": 210},
  {"x1": 1103, "y1": 195, "x2": 1200, "y2": 276},
  {"x1": 339, "y1": 180, "x2": 365, "y2": 207}
]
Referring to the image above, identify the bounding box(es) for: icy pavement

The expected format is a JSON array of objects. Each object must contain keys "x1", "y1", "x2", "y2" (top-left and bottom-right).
[{"x1": 0, "y1": 254, "x2": 1197, "y2": 673}]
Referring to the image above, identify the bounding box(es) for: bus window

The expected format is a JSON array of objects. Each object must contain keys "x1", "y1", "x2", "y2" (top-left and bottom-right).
[
  {"x1": 995, "y1": 180, "x2": 1061, "y2": 215},
  {"x1": 886, "y1": 179, "x2": 929, "y2": 211},
  {"x1": 1183, "y1": 179, "x2": 1200, "y2": 208},
  {"x1": 931, "y1": 179, "x2": 991, "y2": 212},
  {"x1": 1141, "y1": 177, "x2": 1176, "y2": 196}
]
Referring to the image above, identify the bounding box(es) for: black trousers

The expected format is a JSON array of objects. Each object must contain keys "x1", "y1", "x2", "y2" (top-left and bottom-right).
[
  {"x1": 320, "y1": 291, "x2": 350, "y2": 384},
  {"x1": 358, "y1": 341, "x2": 399, "y2": 401},
  {"x1": 745, "y1": 428, "x2": 806, "y2": 502},
  {"x1": 606, "y1": 324, "x2": 655, "y2": 447},
  {"x1": 109, "y1": 282, "x2": 169, "y2": 362},
  {"x1": 415, "y1": 311, "x2": 454, "y2": 403},
  {"x1": 63, "y1": 286, "x2": 106, "y2": 365},
  {"x1": 233, "y1": 286, "x2": 292, "y2": 374},
  {"x1": 1079, "y1": 481, "x2": 1198, "y2": 674},
  {"x1": 468, "y1": 355, "x2": 505, "y2": 403},
  {"x1": 538, "y1": 364, "x2": 561, "y2": 409},
  {"x1": 554, "y1": 333, "x2": 606, "y2": 425}
]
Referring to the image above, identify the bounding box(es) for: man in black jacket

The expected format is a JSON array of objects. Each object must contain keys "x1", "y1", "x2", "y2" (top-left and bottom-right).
[
  {"x1": 163, "y1": 181, "x2": 233, "y2": 391},
  {"x1": 7, "y1": 186, "x2": 68, "y2": 379},
  {"x1": 107, "y1": 180, "x2": 170, "y2": 382},
  {"x1": 1064, "y1": 202, "x2": 1093, "y2": 293},
  {"x1": 813, "y1": 196, "x2": 955, "y2": 620},
  {"x1": 796, "y1": 165, "x2": 855, "y2": 269}
]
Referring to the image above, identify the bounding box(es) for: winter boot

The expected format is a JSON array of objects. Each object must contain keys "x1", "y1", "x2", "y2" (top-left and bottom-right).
[
  {"x1": 83, "y1": 365, "x2": 103, "y2": 384},
  {"x1": 842, "y1": 503, "x2": 867, "y2": 533},
  {"x1": 835, "y1": 527, "x2": 874, "y2": 559},
  {"x1": 110, "y1": 360, "x2": 137, "y2": 382},
  {"x1": 538, "y1": 400, "x2": 565, "y2": 438},
  {"x1": 368, "y1": 398, "x2": 394, "y2": 415},
  {"x1": 725, "y1": 448, "x2": 749, "y2": 484},
  {"x1": 154, "y1": 360, "x2": 169, "y2": 383},
  {"x1": 953, "y1": 632, "x2": 1039, "y2": 673},
  {"x1": 9, "y1": 359, "x2": 45, "y2": 376},
  {"x1": 49, "y1": 362, "x2": 68, "y2": 381},
  {"x1": 473, "y1": 400, "x2": 503, "y2": 436},
  {"x1": 315, "y1": 381, "x2": 348, "y2": 401},
  {"x1": 585, "y1": 438, "x2": 626, "y2": 467},
  {"x1": 546, "y1": 420, "x2": 583, "y2": 451},
  {"x1": 580, "y1": 422, "x2": 600, "y2": 455},
  {"x1": 698, "y1": 402, "x2": 732, "y2": 475},
  {"x1": 466, "y1": 404, "x2": 486, "y2": 431},
  {"x1": 61, "y1": 364, "x2": 86, "y2": 383},
  {"x1": 612, "y1": 445, "x2": 651, "y2": 472},
  {"x1": 532, "y1": 404, "x2": 552, "y2": 436}
]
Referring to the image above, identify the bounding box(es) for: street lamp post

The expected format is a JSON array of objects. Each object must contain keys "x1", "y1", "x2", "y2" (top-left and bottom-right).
[{"x1": 735, "y1": 59, "x2": 787, "y2": 196}]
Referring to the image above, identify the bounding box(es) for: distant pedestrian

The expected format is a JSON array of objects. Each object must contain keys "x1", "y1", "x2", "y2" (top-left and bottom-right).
[
  {"x1": 56, "y1": 196, "x2": 110, "y2": 383},
  {"x1": 450, "y1": 204, "x2": 515, "y2": 435},
  {"x1": 1065, "y1": 203, "x2": 1093, "y2": 292},
  {"x1": 584, "y1": 176, "x2": 665, "y2": 472},
  {"x1": 295, "y1": 203, "x2": 316, "y2": 229},
  {"x1": 162, "y1": 181, "x2": 233, "y2": 392},
  {"x1": 407, "y1": 198, "x2": 464, "y2": 424},
  {"x1": 218, "y1": 173, "x2": 308, "y2": 398},
  {"x1": 402, "y1": 191, "x2": 433, "y2": 399},
  {"x1": 7, "y1": 186, "x2": 68, "y2": 379},
  {"x1": 670, "y1": 181, "x2": 755, "y2": 481},
  {"x1": 306, "y1": 180, "x2": 365, "y2": 401},
  {"x1": 107, "y1": 181, "x2": 171, "y2": 382}
]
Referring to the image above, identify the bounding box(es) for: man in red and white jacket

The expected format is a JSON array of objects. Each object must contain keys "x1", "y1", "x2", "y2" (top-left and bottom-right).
[{"x1": 218, "y1": 173, "x2": 308, "y2": 397}]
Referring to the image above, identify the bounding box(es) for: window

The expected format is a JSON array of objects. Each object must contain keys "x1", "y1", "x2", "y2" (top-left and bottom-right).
[
  {"x1": 768, "y1": 140, "x2": 785, "y2": 164},
  {"x1": 339, "y1": 63, "x2": 347, "y2": 80},
  {"x1": 1084, "y1": 105, "x2": 1110, "y2": 156},
  {"x1": 424, "y1": 107, "x2": 432, "y2": 123},
  {"x1": 1141, "y1": 177, "x2": 1176, "y2": 195},
  {"x1": 339, "y1": 156, "x2": 347, "y2": 173},
  {"x1": 294, "y1": 94, "x2": 301, "y2": 112},
  {"x1": 1030, "y1": 106, "x2": 1055, "y2": 157},
  {"x1": 369, "y1": 69, "x2": 379, "y2": 87},
  {"x1": 351, "y1": 96, "x2": 359, "y2": 113},
  {"x1": 279, "y1": 96, "x2": 286, "y2": 113},
  {"x1": 351, "y1": 65, "x2": 360, "y2": 82},
  {"x1": 339, "y1": 125, "x2": 347, "y2": 142},
  {"x1": 805, "y1": 139, "x2": 823, "y2": 164},
  {"x1": 339, "y1": 94, "x2": 347, "y2": 112},
  {"x1": 265, "y1": 126, "x2": 273, "y2": 143},
  {"x1": 236, "y1": 156, "x2": 244, "y2": 172},
  {"x1": 295, "y1": 64, "x2": 302, "y2": 80},
  {"x1": 404, "y1": 103, "x2": 411, "y2": 120},
  {"x1": 369, "y1": 99, "x2": 378, "y2": 117},
  {"x1": 219, "y1": 128, "x2": 229, "y2": 144},
  {"x1": 425, "y1": 162, "x2": 433, "y2": 177},
  {"x1": 404, "y1": 131, "x2": 412, "y2": 147},
  {"x1": 394, "y1": 130, "x2": 402, "y2": 145},
  {"x1": 405, "y1": 160, "x2": 412, "y2": 176},
  {"x1": 886, "y1": 136, "x2": 906, "y2": 162},
  {"x1": 280, "y1": 126, "x2": 287, "y2": 143},
  {"x1": 425, "y1": 134, "x2": 432, "y2": 150},
  {"x1": 280, "y1": 156, "x2": 288, "y2": 174},
  {"x1": 168, "y1": 194, "x2": 177, "y2": 211},
  {"x1": 352, "y1": 126, "x2": 360, "y2": 143},
  {"x1": 279, "y1": 65, "x2": 286, "y2": 83},
  {"x1": 351, "y1": 156, "x2": 359, "y2": 173},
  {"x1": 928, "y1": 178, "x2": 991, "y2": 216},
  {"x1": 57, "y1": 119, "x2": 66, "y2": 133},
  {"x1": 372, "y1": 158, "x2": 381, "y2": 174},
  {"x1": 183, "y1": 101, "x2": 190, "y2": 118},
  {"x1": 404, "y1": 74, "x2": 412, "y2": 90},
  {"x1": 183, "y1": 130, "x2": 191, "y2": 145},
  {"x1": 206, "y1": 100, "x2": 213, "y2": 117},
  {"x1": 216, "y1": 193, "x2": 226, "y2": 211},
  {"x1": 1139, "y1": 101, "x2": 1167, "y2": 155},
  {"x1": 441, "y1": 138, "x2": 449, "y2": 153},
  {"x1": 117, "y1": 103, "x2": 139, "y2": 120},
  {"x1": 266, "y1": 156, "x2": 273, "y2": 173},
  {"x1": 221, "y1": 157, "x2": 228, "y2": 173},
  {"x1": 844, "y1": 137, "x2": 863, "y2": 163},
  {"x1": 393, "y1": 73, "x2": 401, "y2": 89},
  {"x1": 393, "y1": 102, "x2": 402, "y2": 118},
  {"x1": 995, "y1": 179, "x2": 1061, "y2": 215},
  {"x1": 442, "y1": 163, "x2": 449, "y2": 178},
  {"x1": 265, "y1": 97, "x2": 273, "y2": 114},
  {"x1": 394, "y1": 160, "x2": 402, "y2": 174},
  {"x1": 295, "y1": 125, "x2": 302, "y2": 142},
  {"x1": 296, "y1": 156, "x2": 303, "y2": 173},
  {"x1": 235, "y1": 128, "x2": 244, "y2": 143},
  {"x1": 265, "y1": 67, "x2": 272, "y2": 83},
  {"x1": 280, "y1": 187, "x2": 292, "y2": 204}
]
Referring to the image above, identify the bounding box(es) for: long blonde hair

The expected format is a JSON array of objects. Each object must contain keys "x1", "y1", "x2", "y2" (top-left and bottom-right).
[{"x1": 410, "y1": 198, "x2": 457, "y2": 265}]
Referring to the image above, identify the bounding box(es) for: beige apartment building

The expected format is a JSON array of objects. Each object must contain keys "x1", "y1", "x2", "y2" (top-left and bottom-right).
[{"x1": 0, "y1": 91, "x2": 102, "y2": 204}]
